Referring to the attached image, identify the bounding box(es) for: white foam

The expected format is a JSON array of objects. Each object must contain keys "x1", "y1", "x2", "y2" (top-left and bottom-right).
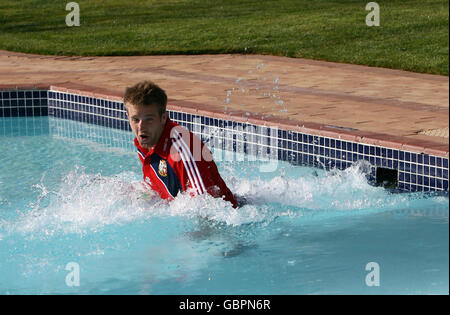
[
  {"x1": 5, "y1": 168, "x2": 151, "y2": 236},
  {"x1": 229, "y1": 160, "x2": 392, "y2": 211},
  {"x1": 1, "y1": 161, "x2": 430, "y2": 237}
]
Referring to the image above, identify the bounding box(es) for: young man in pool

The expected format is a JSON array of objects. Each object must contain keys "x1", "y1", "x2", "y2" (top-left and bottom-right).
[{"x1": 124, "y1": 80, "x2": 238, "y2": 208}]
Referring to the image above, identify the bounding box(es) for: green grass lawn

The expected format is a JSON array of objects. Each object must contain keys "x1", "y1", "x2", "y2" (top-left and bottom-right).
[{"x1": 0, "y1": 0, "x2": 448, "y2": 75}]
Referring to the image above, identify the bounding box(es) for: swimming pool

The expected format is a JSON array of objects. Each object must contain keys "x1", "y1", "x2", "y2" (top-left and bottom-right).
[{"x1": 0, "y1": 116, "x2": 448, "y2": 294}]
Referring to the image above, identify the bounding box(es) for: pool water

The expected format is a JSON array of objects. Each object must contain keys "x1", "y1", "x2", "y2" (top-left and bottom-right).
[{"x1": 0, "y1": 117, "x2": 448, "y2": 294}]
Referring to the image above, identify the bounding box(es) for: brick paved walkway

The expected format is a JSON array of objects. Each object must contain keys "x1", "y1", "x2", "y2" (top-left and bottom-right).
[{"x1": 1, "y1": 50, "x2": 448, "y2": 155}]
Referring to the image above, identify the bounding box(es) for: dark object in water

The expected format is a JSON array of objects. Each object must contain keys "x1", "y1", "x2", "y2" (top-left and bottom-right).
[
  {"x1": 376, "y1": 167, "x2": 398, "y2": 189},
  {"x1": 235, "y1": 195, "x2": 248, "y2": 208}
]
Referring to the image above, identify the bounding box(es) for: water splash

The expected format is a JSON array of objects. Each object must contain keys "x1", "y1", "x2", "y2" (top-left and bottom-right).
[
  {"x1": 1, "y1": 161, "x2": 446, "y2": 239},
  {"x1": 222, "y1": 64, "x2": 289, "y2": 116},
  {"x1": 3, "y1": 168, "x2": 153, "y2": 237},
  {"x1": 228, "y1": 160, "x2": 433, "y2": 215}
]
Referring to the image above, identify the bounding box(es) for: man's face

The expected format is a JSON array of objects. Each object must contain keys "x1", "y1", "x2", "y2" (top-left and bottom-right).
[{"x1": 126, "y1": 103, "x2": 168, "y2": 149}]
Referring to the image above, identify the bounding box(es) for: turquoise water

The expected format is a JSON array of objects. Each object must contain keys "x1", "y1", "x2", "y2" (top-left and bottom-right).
[{"x1": 0, "y1": 117, "x2": 448, "y2": 295}]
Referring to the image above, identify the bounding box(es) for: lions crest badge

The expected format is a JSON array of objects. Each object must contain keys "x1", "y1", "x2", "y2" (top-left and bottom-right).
[{"x1": 158, "y1": 159, "x2": 168, "y2": 177}]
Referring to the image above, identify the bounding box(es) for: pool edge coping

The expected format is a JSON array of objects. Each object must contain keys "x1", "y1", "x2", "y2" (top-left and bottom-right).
[{"x1": 1, "y1": 82, "x2": 448, "y2": 158}]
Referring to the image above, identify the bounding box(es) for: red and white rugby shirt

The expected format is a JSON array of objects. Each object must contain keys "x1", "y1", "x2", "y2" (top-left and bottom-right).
[{"x1": 134, "y1": 118, "x2": 238, "y2": 208}]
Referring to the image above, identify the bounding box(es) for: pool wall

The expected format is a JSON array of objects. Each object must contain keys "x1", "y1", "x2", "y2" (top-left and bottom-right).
[{"x1": 0, "y1": 84, "x2": 448, "y2": 193}]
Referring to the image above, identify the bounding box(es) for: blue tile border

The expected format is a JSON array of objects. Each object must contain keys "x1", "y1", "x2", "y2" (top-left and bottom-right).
[
  {"x1": 0, "y1": 89, "x2": 48, "y2": 117},
  {"x1": 0, "y1": 86, "x2": 448, "y2": 193},
  {"x1": 47, "y1": 90, "x2": 131, "y2": 132}
]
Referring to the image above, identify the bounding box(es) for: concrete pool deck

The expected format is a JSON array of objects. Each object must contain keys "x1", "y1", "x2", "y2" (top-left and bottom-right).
[{"x1": 0, "y1": 49, "x2": 448, "y2": 157}]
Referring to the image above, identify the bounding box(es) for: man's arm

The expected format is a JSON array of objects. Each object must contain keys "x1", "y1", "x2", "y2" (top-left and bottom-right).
[{"x1": 169, "y1": 126, "x2": 238, "y2": 207}]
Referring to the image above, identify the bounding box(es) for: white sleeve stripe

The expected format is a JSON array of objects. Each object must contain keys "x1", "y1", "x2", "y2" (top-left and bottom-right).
[
  {"x1": 172, "y1": 141, "x2": 202, "y2": 195},
  {"x1": 173, "y1": 129, "x2": 206, "y2": 193}
]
